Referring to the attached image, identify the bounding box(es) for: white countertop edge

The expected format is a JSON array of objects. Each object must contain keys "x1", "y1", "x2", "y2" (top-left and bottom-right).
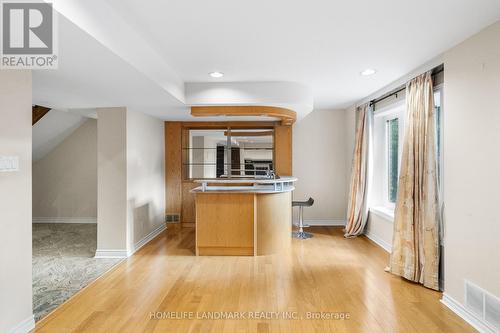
[
  {"x1": 190, "y1": 185, "x2": 295, "y2": 194},
  {"x1": 193, "y1": 176, "x2": 298, "y2": 184}
]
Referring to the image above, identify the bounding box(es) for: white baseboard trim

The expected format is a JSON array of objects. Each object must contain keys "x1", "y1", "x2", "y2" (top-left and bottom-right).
[
  {"x1": 441, "y1": 293, "x2": 498, "y2": 333},
  {"x1": 8, "y1": 314, "x2": 35, "y2": 333},
  {"x1": 33, "y1": 217, "x2": 97, "y2": 224},
  {"x1": 302, "y1": 219, "x2": 346, "y2": 226},
  {"x1": 94, "y1": 223, "x2": 166, "y2": 258},
  {"x1": 94, "y1": 249, "x2": 128, "y2": 259},
  {"x1": 365, "y1": 232, "x2": 392, "y2": 253},
  {"x1": 128, "y1": 223, "x2": 166, "y2": 256},
  {"x1": 369, "y1": 207, "x2": 395, "y2": 222}
]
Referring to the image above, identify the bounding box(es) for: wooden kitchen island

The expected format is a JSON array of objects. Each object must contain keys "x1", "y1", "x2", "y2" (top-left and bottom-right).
[{"x1": 191, "y1": 177, "x2": 297, "y2": 256}]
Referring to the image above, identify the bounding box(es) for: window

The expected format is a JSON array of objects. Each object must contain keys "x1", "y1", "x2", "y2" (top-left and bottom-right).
[
  {"x1": 386, "y1": 118, "x2": 399, "y2": 203},
  {"x1": 434, "y1": 88, "x2": 443, "y2": 189},
  {"x1": 372, "y1": 102, "x2": 405, "y2": 212},
  {"x1": 182, "y1": 128, "x2": 274, "y2": 179},
  {"x1": 433, "y1": 87, "x2": 444, "y2": 203},
  {"x1": 371, "y1": 86, "x2": 444, "y2": 220}
]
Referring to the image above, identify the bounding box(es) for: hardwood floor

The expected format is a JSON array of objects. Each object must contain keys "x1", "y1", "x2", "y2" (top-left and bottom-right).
[{"x1": 33, "y1": 227, "x2": 475, "y2": 333}]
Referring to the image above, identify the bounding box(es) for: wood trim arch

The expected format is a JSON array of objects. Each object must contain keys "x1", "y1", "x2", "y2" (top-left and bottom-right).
[{"x1": 191, "y1": 106, "x2": 296, "y2": 125}]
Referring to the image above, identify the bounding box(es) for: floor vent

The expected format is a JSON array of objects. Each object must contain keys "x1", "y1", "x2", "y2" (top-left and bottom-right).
[
  {"x1": 165, "y1": 214, "x2": 180, "y2": 223},
  {"x1": 466, "y1": 281, "x2": 485, "y2": 318},
  {"x1": 485, "y1": 293, "x2": 500, "y2": 330},
  {"x1": 465, "y1": 280, "x2": 500, "y2": 332}
]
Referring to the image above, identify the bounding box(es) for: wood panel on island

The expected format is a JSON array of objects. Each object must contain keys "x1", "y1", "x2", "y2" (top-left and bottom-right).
[
  {"x1": 164, "y1": 106, "x2": 295, "y2": 249},
  {"x1": 194, "y1": 177, "x2": 296, "y2": 256}
]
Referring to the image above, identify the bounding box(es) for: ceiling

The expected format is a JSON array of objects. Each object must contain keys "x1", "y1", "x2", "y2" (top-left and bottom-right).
[
  {"x1": 106, "y1": 0, "x2": 500, "y2": 109},
  {"x1": 34, "y1": 0, "x2": 500, "y2": 120},
  {"x1": 32, "y1": 14, "x2": 188, "y2": 119},
  {"x1": 32, "y1": 110, "x2": 87, "y2": 161}
]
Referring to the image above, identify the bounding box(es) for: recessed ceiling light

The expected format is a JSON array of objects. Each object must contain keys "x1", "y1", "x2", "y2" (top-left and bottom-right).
[
  {"x1": 209, "y1": 71, "x2": 224, "y2": 78},
  {"x1": 360, "y1": 68, "x2": 377, "y2": 76}
]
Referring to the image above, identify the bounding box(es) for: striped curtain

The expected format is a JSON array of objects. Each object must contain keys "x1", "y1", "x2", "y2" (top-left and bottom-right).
[
  {"x1": 389, "y1": 72, "x2": 440, "y2": 290},
  {"x1": 345, "y1": 104, "x2": 372, "y2": 238}
]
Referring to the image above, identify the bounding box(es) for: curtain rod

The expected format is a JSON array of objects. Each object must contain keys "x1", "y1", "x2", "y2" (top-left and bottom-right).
[{"x1": 369, "y1": 64, "x2": 444, "y2": 107}]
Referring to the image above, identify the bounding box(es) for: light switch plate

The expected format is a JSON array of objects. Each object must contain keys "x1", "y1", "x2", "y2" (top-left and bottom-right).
[{"x1": 0, "y1": 156, "x2": 19, "y2": 172}]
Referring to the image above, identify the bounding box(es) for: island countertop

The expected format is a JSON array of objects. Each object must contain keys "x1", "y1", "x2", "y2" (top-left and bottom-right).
[
  {"x1": 190, "y1": 176, "x2": 298, "y2": 193},
  {"x1": 190, "y1": 184, "x2": 295, "y2": 194},
  {"x1": 193, "y1": 176, "x2": 298, "y2": 184}
]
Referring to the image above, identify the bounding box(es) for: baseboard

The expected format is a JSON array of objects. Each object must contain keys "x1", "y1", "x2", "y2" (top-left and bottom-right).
[
  {"x1": 94, "y1": 249, "x2": 128, "y2": 259},
  {"x1": 365, "y1": 232, "x2": 392, "y2": 253},
  {"x1": 302, "y1": 219, "x2": 346, "y2": 226},
  {"x1": 127, "y1": 223, "x2": 167, "y2": 256},
  {"x1": 95, "y1": 223, "x2": 166, "y2": 258},
  {"x1": 33, "y1": 217, "x2": 97, "y2": 224},
  {"x1": 441, "y1": 293, "x2": 498, "y2": 333},
  {"x1": 7, "y1": 314, "x2": 35, "y2": 333}
]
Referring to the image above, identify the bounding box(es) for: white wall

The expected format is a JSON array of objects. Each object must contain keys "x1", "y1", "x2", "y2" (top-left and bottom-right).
[
  {"x1": 241, "y1": 142, "x2": 273, "y2": 161},
  {"x1": 203, "y1": 137, "x2": 218, "y2": 178},
  {"x1": 293, "y1": 109, "x2": 348, "y2": 223},
  {"x1": 443, "y1": 20, "x2": 500, "y2": 303},
  {"x1": 344, "y1": 105, "x2": 356, "y2": 180},
  {"x1": 0, "y1": 71, "x2": 34, "y2": 332},
  {"x1": 191, "y1": 136, "x2": 205, "y2": 178},
  {"x1": 96, "y1": 107, "x2": 165, "y2": 257},
  {"x1": 365, "y1": 213, "x2": 393, "y2": 252},
  {"x1": 33, "y1": 119, "x2": 97, "y2": 220},
  {"x1": 189, "y1": 133, "x2": 224, "y2": 178},
  {"x1": 126, "y1": 110, "x2": 165, "y2": 251},
  {"x1": 97, "y1": 107, "x2": 128, "y2": 254}
]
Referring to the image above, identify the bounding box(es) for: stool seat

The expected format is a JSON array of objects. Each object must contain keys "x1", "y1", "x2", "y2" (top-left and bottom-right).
[{"x1": 292, "y1": 197, "x2": 314, "y2": 207}]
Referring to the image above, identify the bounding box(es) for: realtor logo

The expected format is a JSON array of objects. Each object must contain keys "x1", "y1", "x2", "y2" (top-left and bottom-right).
[{"x1": 1, "y1": 0, "x2": 58, "y2": 69}]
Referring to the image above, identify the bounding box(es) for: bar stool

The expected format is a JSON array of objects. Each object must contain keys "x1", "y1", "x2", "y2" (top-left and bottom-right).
[{"x1": 292, "y1": 197, "x2": 314, "y2": 239}]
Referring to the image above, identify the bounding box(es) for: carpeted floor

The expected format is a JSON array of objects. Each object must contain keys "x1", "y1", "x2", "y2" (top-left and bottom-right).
[{"x1": 32, "y1": 223, "x2": 122, "y2": 321}]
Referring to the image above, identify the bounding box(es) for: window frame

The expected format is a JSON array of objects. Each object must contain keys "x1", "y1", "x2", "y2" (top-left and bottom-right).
[
  {"x1": 433, "y1": 84, "x2": 444, "y2": 204},
  {"x1": 385, "y1": 116, "x2": 400, "y2": 207},
  {"x1": 373, "y1": 100, "x2": 405, "y2": 212}
]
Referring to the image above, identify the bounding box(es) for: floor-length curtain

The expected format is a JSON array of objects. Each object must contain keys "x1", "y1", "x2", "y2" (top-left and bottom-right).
[
  {"x1": 345, "y1": 103, "x2": 371, "y2": 238},
  {"x1": 389, "y1": 72, "x2": 440, "y2": 290}
]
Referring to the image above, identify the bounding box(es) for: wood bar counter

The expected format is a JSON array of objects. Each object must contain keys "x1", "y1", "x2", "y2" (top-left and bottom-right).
[{"x1": 191, "y1": 177, "x2": 297, "y2": 256}]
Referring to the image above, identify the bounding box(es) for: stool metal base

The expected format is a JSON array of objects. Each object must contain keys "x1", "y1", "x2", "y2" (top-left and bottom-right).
[
  {"x1": 292, "y1": 202, "x2": 314, "y2": 240},
  {"x1": 292, "y1": 231, "x2": 313, "y2": 239}
]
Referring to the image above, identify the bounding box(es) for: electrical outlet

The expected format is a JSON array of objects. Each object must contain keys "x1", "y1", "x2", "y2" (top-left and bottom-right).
[{"x1": 0, "y1": 156, "x2": 19, "y2": 172}]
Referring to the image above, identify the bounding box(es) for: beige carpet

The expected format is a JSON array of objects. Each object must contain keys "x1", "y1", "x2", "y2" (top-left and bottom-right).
[{"x1": 32, "y1": 223, "x2": 122, "y2": 321}]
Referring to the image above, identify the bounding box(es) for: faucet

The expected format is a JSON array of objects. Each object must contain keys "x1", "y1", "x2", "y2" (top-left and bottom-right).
[{"x1": 266, "y1": 169, "x2": 276, "y2": 179}]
